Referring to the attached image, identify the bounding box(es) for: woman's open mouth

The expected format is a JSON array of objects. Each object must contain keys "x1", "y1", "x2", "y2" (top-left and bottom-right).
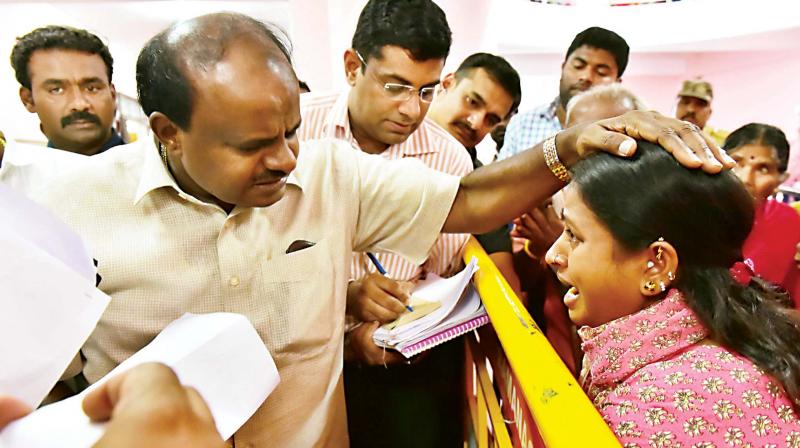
[{"x1": 563, "y1": 286, "x2": 580, "y2": 309}]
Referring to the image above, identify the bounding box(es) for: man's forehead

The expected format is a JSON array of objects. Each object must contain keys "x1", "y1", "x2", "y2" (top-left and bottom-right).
[
  {"x1": 568, "y1": 46, "x2": 617, "y2": 67},
  {"x1": 371, "y1": 46, "x2": 443, "y2": 83},
  {"x1": 460, "y1": 69, "x2": 514, "y2": 113},
  {"x1": 28, "y1": 49, "x2": 108, "y2": 78}
]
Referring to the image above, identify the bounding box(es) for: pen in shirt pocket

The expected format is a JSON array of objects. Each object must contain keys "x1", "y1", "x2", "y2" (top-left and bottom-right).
[{"x1": 366, "y1": 252, "x2": 414, "y2": 312}]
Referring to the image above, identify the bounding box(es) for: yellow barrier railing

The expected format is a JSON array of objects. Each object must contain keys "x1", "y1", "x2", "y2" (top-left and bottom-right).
[{"x1": 463, "y1": 237, "x2": 621, "y2": 447}]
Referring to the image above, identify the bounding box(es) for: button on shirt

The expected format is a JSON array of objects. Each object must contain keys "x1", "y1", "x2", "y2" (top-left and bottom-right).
[
  {"x1": 299, "y1": 91, "x2": 472, "y2": 281},
  {"x1": 1, "y1": 138, "x2": 460, "y2": 447},
  {"x1": 497, "y1": 97, "x2": 562, "y2": 161}
]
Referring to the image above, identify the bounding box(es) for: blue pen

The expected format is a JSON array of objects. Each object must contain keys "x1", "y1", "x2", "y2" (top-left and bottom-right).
[{"x1": 366, "y1": 252, "x2": 414, "y2": 312}]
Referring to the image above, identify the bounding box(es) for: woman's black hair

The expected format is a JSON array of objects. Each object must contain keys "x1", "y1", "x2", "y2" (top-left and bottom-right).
[
  {"x1": 723, "y1": 122, "x2": 791, "y2": 173},
  {"x1": 571, "y1": 142, "x2": 800, "y2": 407}
]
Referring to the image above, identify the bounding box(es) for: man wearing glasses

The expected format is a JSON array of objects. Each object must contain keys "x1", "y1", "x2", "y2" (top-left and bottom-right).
[{"x1": 297, "y1": 0, "x2": 471, "y2": 446}]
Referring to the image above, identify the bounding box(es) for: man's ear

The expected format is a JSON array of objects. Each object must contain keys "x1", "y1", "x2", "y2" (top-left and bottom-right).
[
  {"x1": 148, "y1": 112, "x2": 182, "y2": 159},
  {"x1": 343, "y1": 49, "x2": 362, "y2": 87},
  {"x1": 441, "y1": 72, "x2": 456, "y2": 91},
  {"x1": 19, "y1": 87, "x2": 36, "y2": 113},
  {"x1": 109, "y1": 83, "x2": 117, "y2": 101}
]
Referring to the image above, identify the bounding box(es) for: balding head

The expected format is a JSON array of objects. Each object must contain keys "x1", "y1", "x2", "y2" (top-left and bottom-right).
[
  {"x1": 565, "y1": 83, "x2": 646, "y2": 128},
  {"x1": 137, "y1": 12, "x2": 294, "y2": 130}
]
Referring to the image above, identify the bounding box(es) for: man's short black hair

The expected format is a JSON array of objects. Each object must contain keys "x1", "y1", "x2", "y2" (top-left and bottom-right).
[
  {"x1": 351, "y1": 0, "x2": 451, "y2": 64},
  {"x1": 454, "y1": 53, "x2": 521, "y2": 119},
  {"x1": 565, "y1": 27, "x2": 629, "y2": 77},
  {"x1": 136, "y1": 12, "x2": 293, "y2": 130},
  {"x1": 10, "y1": 25, "x2": 114, "y2": 89}
]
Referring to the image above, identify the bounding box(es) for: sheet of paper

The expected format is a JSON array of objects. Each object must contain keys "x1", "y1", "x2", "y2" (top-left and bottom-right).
[
  {"x1": 0, "y1": 233, "x2": 110, "y2": 408},
  {"x1": 0, "y1": 183, "x2": 95, "y2": 282},
  {"x1": 0, "y1": 313, "x2": 280, "y2": 447},
  {"x1": 373, "y1": 257, "x2": 478, "y2": 344}
]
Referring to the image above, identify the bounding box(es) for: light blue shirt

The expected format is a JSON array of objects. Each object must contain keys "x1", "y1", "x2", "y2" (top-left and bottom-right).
[{"x1": 497, "y1": 97, "x2": 562, "y2": 161}]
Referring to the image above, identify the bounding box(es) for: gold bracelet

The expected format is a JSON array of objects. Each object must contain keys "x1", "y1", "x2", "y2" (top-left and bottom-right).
[{"x1": 543, "y1": 134, "x2": 570, "y2": 183}]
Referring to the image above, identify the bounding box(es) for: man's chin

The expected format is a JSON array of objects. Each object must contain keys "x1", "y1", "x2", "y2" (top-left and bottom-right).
[{"x1": 249, "y1": 188, "x2": 287, "y2": 209}]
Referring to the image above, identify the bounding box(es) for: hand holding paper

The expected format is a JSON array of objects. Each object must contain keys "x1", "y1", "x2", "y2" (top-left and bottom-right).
[
  {"x1": 84, "y1": 363, "x2": 225, "y2": 448},
  {"x1": 1, "y1": 313, "x2": 280, "y2": 448}
]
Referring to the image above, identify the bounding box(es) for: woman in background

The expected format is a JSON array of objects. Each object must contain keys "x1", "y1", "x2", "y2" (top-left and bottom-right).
[{"x1": 724, "y1": 123, "x2": 800, "y2": 308}]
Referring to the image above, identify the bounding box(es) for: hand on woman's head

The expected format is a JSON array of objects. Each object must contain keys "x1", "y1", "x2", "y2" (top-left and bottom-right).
[{"x1": 560, "y1": 110, "x2": 735, "y2": 173}]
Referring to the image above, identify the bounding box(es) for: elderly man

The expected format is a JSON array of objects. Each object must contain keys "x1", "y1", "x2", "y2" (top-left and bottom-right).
[{"x1": 0, "y1": 12, "x2": 730, "y2": 447}]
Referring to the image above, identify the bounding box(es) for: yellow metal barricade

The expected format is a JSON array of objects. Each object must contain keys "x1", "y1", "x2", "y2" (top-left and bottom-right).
[{"x1": 463, "y1": 237, "x2": 621, "y2": 447}]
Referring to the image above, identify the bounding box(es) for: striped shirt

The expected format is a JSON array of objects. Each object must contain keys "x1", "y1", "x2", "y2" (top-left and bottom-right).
[
  {"x1": 299, "y1": 91, "x2": 472, "y2": 281},
  {"x1": 497, "y1": 97, "x2": 563, "y2": 161}
]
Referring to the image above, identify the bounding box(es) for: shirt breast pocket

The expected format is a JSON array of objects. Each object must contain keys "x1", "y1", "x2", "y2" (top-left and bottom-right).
[{"x1": 258, "y1": 239, "x2": 337, "y2": 358}]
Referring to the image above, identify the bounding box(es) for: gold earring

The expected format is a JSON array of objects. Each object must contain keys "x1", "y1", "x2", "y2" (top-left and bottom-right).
[
  {"x1": 644, "y1": 281, "x2": 657, "y2": 292},
  {"x1": 655, "y1": 238, "x2": 665, "y2": 261}
]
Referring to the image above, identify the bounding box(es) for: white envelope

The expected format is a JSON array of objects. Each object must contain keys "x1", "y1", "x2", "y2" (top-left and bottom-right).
[{"x1": 1, "y1": 312, "x2": 280, "y2": 447}]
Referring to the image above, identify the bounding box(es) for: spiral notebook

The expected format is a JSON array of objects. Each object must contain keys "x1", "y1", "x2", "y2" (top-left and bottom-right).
[{"x1": 373, "y1": 258, "x2": 489, "y2": 358}]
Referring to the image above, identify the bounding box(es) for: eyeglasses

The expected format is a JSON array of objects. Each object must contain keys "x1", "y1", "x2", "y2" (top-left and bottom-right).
[{"x1": 356, "y1": 51, "x2": 436, "y2": 104}]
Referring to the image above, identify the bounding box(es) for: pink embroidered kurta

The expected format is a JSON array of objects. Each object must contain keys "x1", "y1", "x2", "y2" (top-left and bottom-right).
[{"x1": 579, "y1": 289, "x2": 800, "y2": 447}]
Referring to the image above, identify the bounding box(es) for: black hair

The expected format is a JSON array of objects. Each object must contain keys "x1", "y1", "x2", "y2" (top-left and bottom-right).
[
  {"x1": 724, "y1": 123, "x2": 791, "y2": 173},
  {"x1": 136, "y1": 12, "x2": 293, "y2": 130},
  {"x1": 454, "y1": 53, "x2": 521, "y2": 119},
  {"x1": 11, "y1": 25, "x2": 114, "y2": 89},
  {"x1": 572, "y1": 142, "x2": 800, "y2": 408},
  {"x1": 565, "y1": 27, "x2": 629, "y2": 77},
  {"x1": 298, "y1": 80, "x2": 311, "y2": 93},
  {"x1": 351, "y1": 0, "x2": 451, "y2": 65}
]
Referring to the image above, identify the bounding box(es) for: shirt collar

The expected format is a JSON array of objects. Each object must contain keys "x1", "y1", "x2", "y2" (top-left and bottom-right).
[
  {"x1": 322, "y1": 93, "x2": 353, "y2": 141},
  {"x1": 578, "y1": 289, "x2": 709, "y2": 388},
  {"x1": 542, "y1": 97, "x2": 560, "y2": 120},
  {"x1": 133, "y1": 141, "x2": 303, "y2": 206},
  {"x1": 47, "y1": 129, "x2": 125, "y2": 155}
]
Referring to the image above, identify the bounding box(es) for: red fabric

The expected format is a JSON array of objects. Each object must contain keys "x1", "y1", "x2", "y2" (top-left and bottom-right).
[{"x1": 742, "y1": 199, "x2": 800, "y2": 308}]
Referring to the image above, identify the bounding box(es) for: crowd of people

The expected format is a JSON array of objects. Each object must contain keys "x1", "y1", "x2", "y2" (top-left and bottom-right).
[{"x1": 0, "y1": 0, "x2": 798, "y2": 447}]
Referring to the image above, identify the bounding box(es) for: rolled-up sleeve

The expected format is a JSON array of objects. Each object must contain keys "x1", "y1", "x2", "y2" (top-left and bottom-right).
[{"x1": 351, "y1": 151, "x2": 461, "y2": 265}]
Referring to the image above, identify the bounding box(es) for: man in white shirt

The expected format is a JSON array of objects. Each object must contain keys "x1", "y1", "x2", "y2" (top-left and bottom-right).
[{"x1": 0, "y1": 12, "x2": 731, "y2": 448}]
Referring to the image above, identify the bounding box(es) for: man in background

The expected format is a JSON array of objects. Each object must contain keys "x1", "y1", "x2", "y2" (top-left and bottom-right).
[
  {"x1": 10, "y1": 26, "x2": 124, "y2": 155},
  {"x1": 427, "y1": 52, "x2": 522, "y2": 293},
  {"x1": 498, "y1": 26, "x2": 629, "y2": 160},
  {"x1": 675, "y1": 78, "x2": 727, "y2": 146}
]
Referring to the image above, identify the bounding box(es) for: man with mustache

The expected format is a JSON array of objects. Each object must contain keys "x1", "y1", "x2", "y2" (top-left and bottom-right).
[
  {"x1": 675, "y1": 78, "x2": 728, "y2": 146},
  {"x1": 427, "y1": 52, "x2": 523, "y2": 294},
  {"x1": 497, "y1": 26, "x2": 629, "y2": 161},
  {"x1": 0, "y1": 11, "x2": 732, "y2": 447},
  {"x1": 11, "y1": 26, "x2": 124, "y2": 155}
]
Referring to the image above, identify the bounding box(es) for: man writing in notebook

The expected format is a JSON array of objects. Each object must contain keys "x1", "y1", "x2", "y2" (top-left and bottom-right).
[
  {"x1": 0, "y1": 11, "x2": 731, "y2": 448},
  {"x1": 296, "y1": 2, "x2": 473, "y2": 444}
]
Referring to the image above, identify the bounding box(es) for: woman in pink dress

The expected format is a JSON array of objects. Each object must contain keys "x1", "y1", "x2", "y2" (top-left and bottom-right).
[
  {"x1": 545, "y1": 142, "x2": 800, "y2": 447},
  {"x1": 725, "y1": 123, "x2": 800, "y2": 308}
]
